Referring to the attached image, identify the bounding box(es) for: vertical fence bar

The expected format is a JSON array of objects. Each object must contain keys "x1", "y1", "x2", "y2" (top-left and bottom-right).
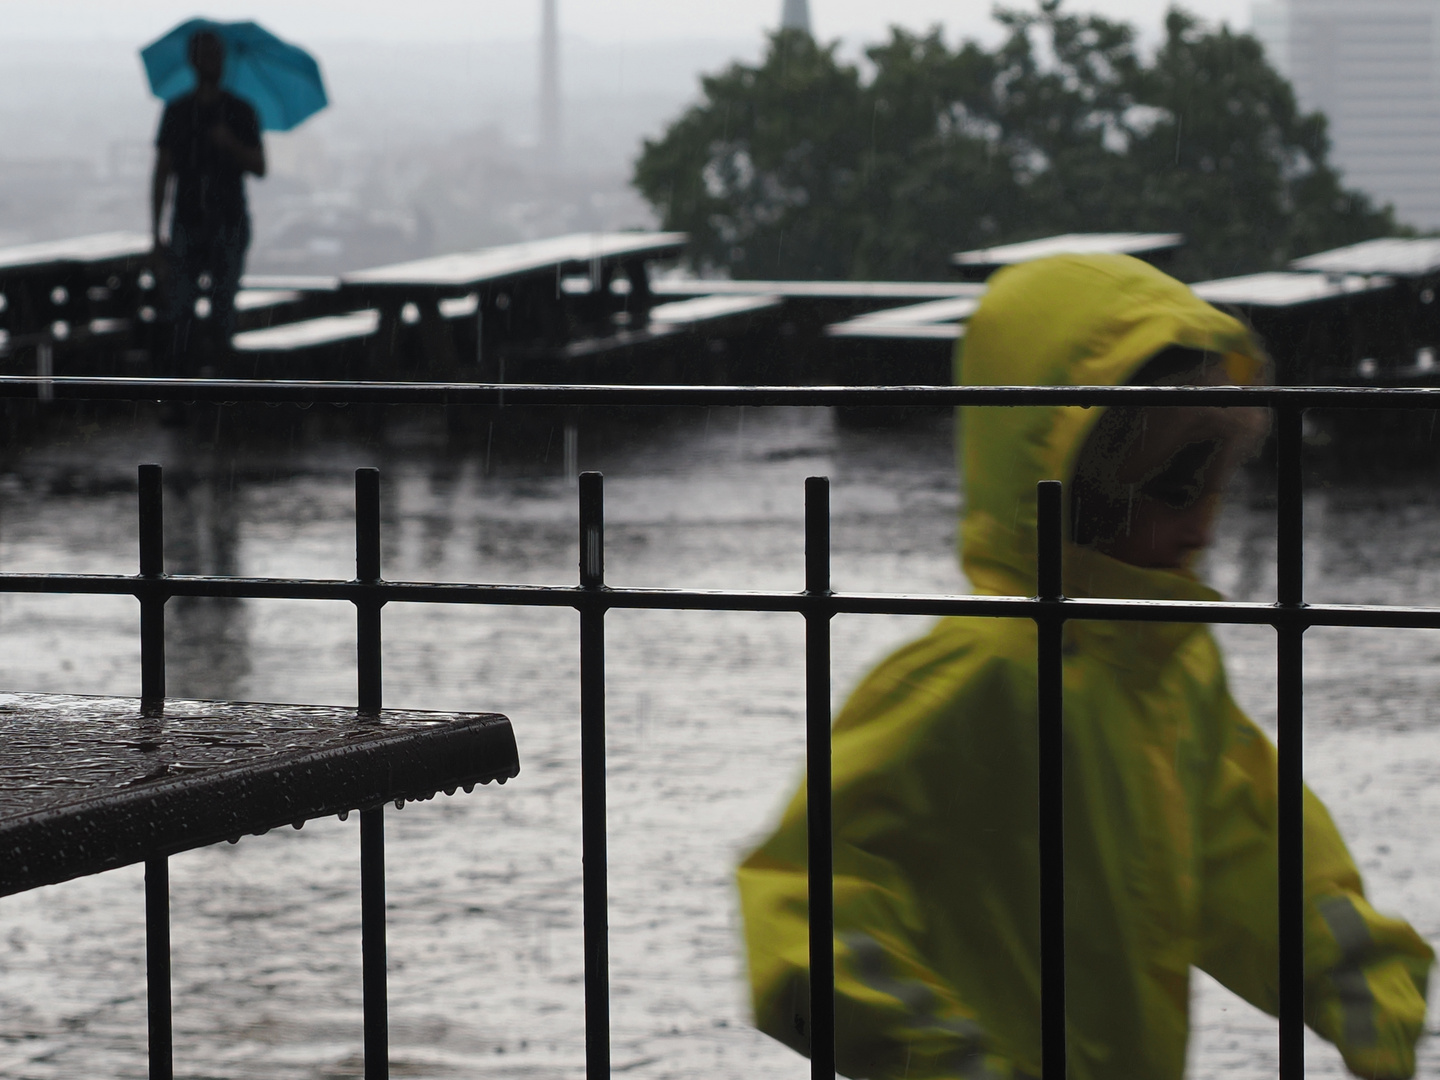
[
  {"x1": 356, "y1": 468, "x2": 383, "y2": 713},
  {"x1": 1275, "y1": 409, "x2": 1305, "y2": 1080},
  {"x1": 144, "y1": 855, "x2": 172, "y2": 1080},
  {"x1": 138, "y1": 463, "x2": 171, "y2": 1080},
  {"x1": 1035, "y1": 480, "x2": 1066, "y2": 1080},
  {"x1": 354, "y1": 467, "x2": 388, "y2": 1080},
  {"x1": 578, "y1": 471, "x2": 611, "y2": 1080},
  {"x1": 360, "y1": 808, "x2": 387, "y2": 1080},
  {"x1": 804, "y1": 476, "x2": 835, "y2": 1080},
  {"x1": 139, "y1": 463, "x2": 165, "y2": 711}
]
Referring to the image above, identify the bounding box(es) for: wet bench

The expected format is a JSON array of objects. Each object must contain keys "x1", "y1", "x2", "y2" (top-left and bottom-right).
[
  {"x1": 230, "y1": 308, "x2": 382, "y2": 377},
  {"x1": 0, "y1": 464, "x2": 522, "y2": 1077},
  {"x1": 235, "y1": 273, "x2": 345, "y2": 333},
  {"x1": 0, "y1": 689, "x2": 518, "y2": 1078},
  {"x1": 0, "y1": 692, "x2": 518, "y2": 897}
]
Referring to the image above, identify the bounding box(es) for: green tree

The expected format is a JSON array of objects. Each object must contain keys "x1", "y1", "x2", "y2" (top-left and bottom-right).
[
  {"x1": 1122, "y1": 10, "x2": 1398, "y2": 280},
  {"x1": 631, "y1": 31, "x2": 870, "y2": 280},
  {"x1": 632, "y1": 2, "x2": 1400, "y2": 282}
]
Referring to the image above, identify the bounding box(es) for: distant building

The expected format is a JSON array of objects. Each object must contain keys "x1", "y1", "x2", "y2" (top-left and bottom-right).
[
  {"x1": 1251, "y1": 0, "x2": 1440, "y2": 228},
  {"x1": 539, "y1": 0, "x2": 561, "y2": 167},
  {"x1": 781, "y1": 0, "x2": 812, "y2": 34},
  {"x1": 1250, "y1": 2, "x2": 1290, "y2": 72}
]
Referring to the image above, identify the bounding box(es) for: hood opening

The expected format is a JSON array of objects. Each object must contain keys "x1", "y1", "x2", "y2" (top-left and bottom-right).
[{"x1": 955, "y1": 254, "x2": 1268, "y2": 598}]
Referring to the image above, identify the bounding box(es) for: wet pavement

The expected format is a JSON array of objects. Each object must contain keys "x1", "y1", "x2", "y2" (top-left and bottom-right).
[{"x1": 0, "y1": 403, "x2": 1437, "y2": 1078}]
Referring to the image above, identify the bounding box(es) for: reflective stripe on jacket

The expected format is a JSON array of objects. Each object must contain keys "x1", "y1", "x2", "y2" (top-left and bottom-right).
[{"x1": 737, "y1": 254, "x2": 1433, "y2": 1080}]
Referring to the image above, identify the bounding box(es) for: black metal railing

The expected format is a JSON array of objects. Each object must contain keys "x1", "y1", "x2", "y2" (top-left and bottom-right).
[{"x1": 4, "y1": 375, "x2": 1440, "y2": 1080}]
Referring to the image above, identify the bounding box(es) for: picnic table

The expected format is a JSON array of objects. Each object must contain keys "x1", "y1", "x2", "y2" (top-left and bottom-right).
[
  {"x1": 0, "y1": 239, "x2": 349, "y2": 376},
  {"x1": 0, "y1": 691, "x2": 518, "y2": 1078},
  {"x1": 1190, "y1": 270, "x2": 1406, "y2": 383},
  {"x1": 951, "y1": 232, "x2": 1183, "y2": 280},
  {"x1": 1290, "y1": 237, "x2": 1440, "y2": 279},
  {"x1": 652, "y1": 277, "x2": 980, "y2": 307},
  {"x1": 336, "y1": 231, "x2": 685, "y2": 377},
  {"x1": 0, "y1": 232, "x2": 154, "y2": 369},
  {"x1": 0, "y1": 693, "x2": 517, "y2": 896},
  {"x1": 234, "y1": 273, "x2": 344, "y2": 332},
  {"x1": 0, "y1": 462, "x2": 523, "y2": 1077}
]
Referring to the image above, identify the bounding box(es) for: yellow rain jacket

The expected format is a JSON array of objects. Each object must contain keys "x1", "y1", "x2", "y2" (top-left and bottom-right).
[{"x1": 737, "y1": 255, "x2": 1433, "y2": 1080}]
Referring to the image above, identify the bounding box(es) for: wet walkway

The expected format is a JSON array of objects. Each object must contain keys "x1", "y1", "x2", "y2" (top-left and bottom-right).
[{"x1": 0, "y1": 405, "x2": 1436, "y2": 1078}]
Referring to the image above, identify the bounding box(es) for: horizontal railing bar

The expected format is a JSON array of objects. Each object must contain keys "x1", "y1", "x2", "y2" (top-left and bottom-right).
[
  {"x1": 5, "y1": 376, "x2": 1440, "y2": 409},
  {"x1": 7, "y1": 572, "x2": 1440, "y2": 628}
]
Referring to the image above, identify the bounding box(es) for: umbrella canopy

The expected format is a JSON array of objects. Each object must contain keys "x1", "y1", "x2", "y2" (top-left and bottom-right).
[{"x1": 141, "y1": 19, "x2": 327, "y2": 132}]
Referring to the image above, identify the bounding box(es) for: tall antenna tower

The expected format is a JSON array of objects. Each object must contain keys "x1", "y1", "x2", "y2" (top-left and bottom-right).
[
  {"x1": 780, "y1": 0, "x2": 812, "y2": 33},
  {"x1": 539, "y1": 0, "x2": 560, "y2": 166}
]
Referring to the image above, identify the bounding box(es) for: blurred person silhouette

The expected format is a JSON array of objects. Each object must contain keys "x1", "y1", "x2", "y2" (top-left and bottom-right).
[
  {"x1": 737, "y1": 255, "x2": 1433, "y2": 1080},
  {"x1": 150, "y1": 29, "x2": 266, "y2": 374}
]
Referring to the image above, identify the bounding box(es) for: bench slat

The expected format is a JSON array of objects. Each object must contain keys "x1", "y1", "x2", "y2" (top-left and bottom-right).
[{"x1": 0, "y1": 692, "x2": 518, "y2": 896}]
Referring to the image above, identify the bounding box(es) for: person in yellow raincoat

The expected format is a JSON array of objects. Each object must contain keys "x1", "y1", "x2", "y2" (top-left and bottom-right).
[{"x1": 737, "y1": 254, "x2": 1433, "y2": 1080}]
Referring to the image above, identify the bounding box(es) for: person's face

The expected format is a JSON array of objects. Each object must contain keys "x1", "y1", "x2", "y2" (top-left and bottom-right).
[
  {"x1": 1074, "y1": 358, "x2": 1266, "y2": 571},
  {"x1": 1088, "y1": 404, "x2": 1238, "y2": 570},
  {"x1": 1088, "y1": 406, "x2": 1233, "y2": 570},
  {"x1": 1094, "y1": 488, "x2": 1221, "y2": 569},
  {"x1": 190, "y1": 36, "x2": 224, "y2": 84}
]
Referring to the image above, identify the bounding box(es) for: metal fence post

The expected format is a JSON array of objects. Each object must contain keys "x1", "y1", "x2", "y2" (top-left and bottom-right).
[
  {"x1": 356, "y1": 468, "x2": 383, "y2": 714},
  {"x1": 804, "y1": 476, "x2": 835, "y2": 1080},
  {"x1": 139, "y1": 463, "x2": 165, "y2": 712},
  {"x1": 360, "y1": 809, "x2": 387, "y2": 1080},
  {"x1": 355, "y1": 467, "x2": 388, "y2": 1080},
  {"x1": 138, "y1": 463, "x2": 171, "y2": 1080},
  {"x1": 1275, "y1": 409, "x2": 1306, "y2": 1080},
  {"x1": 1035, "y1": 480, "x2": 1067, "y2": 1080},
  {"x1": 144, "y1": 855, "x2": 171, "y2": 1080},
  {"x1": 579, "y1": 471, "x2": 611, "y2": 1080}
]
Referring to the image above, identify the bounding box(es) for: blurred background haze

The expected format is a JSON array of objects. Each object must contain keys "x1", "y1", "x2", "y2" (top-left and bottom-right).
[{"x1": 1, "y1": 0, "x2": 1274, "y2": 275}]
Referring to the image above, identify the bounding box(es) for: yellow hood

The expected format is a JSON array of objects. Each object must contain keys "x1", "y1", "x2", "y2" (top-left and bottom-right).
[{"x1": 957, "y1": 253, "x2": 1265, "y2": 600}]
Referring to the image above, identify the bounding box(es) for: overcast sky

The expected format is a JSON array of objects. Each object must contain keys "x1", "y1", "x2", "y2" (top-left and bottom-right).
[{"x1": 1, "y1": 0, "x2": 1260, "y2": 46}]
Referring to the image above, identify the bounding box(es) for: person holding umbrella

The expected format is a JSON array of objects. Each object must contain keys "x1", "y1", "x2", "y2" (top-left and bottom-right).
[
  {"x1": 143, "y1": 19, "x2": 327, "y2": 374},
  {"x1": 150, "y1": 29, "x2": 265, "y2": 373}
]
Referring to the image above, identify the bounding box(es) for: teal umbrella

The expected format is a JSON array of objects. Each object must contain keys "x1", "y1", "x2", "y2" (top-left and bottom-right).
[{"x1": 140, "y1": 19, "x2": 328, "y2": 132}]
